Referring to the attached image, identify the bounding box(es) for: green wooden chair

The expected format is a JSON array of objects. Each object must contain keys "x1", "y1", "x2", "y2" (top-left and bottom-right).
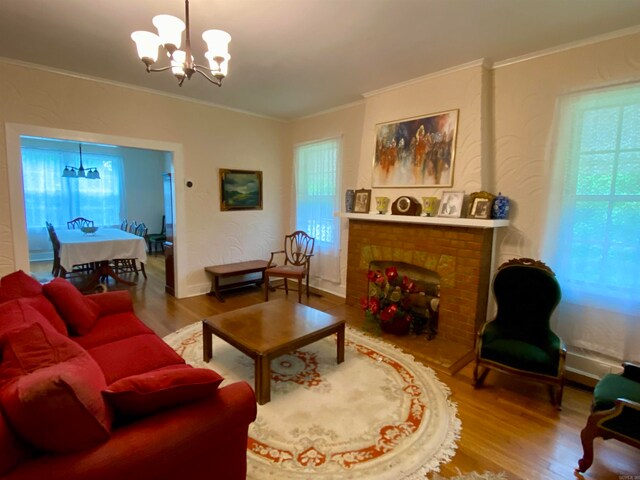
[
  {"x1": 473, "y1": 258, "x2": 566, "y2": 408},
  {"x1": 577, "y1": 361, "x2": 640, "y2": 473}
]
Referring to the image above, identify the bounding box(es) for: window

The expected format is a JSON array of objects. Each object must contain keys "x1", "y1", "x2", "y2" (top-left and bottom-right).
[
  {"x1": 21, "y1": 139, "x2": 125, "y2": 230},
  {"x1": 545, "y1": 84, "x2": 640, "y2": 314},
  {"x1": 294, "y1": 138, "x2": 341, "y2": 283}
]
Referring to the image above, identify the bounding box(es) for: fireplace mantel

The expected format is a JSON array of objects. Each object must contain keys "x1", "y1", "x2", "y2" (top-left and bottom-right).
[{"x1": 340, "y1": 213, "x2": 509, "y2": 229}]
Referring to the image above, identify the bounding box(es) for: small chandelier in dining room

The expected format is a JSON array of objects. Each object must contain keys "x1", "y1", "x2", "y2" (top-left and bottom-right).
[
  {"x1": 62, "y1": 144, "x2": 100, "y2": 179},
  {"x1": 131, "y1": 0, "x2": 231, "y2": 87}
]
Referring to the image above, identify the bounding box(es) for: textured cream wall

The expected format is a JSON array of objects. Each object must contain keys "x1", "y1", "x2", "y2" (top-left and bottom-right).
[
  {"x1": 289, "y1": 102, "x2": 366, "y2": 296},
  {"x1": 0, "y1": 61, "x2": 289, "y2": 297},
  {"x1": 493, "y1": 31, "x2": 640, "y2": 264}
]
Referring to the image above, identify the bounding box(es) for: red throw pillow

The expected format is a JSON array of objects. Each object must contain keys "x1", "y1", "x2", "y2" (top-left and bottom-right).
[
  {"x1": 43, "y1": 278, "x2": 100, "y2": 335},
  {"x1": 103, "y1": 367, "x2": 223, "y2": 417},
  {"x1": 0, "y1": 300, "x2": 58, "y2": 344},
  {"x1": 0, "y1": 271, "x2": 42, "y2": 301},
  {"x1": 0, "y1": 323, "x2": 112, "y2": 453}
]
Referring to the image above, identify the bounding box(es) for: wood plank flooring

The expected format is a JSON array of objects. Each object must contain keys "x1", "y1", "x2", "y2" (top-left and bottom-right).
[{"x1": 30, "y1": 257, "x2": 640, "y2": 480}]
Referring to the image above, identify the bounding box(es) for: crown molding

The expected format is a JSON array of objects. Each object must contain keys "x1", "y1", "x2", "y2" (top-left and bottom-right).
[
  {"x1": 494, "y1": 24, "x2": 640, "y2": 70},
  {"x1": 296, "y1": 99, "x2": 366, "y2": 121},
  {"x1": 362, "y1": 59, "x2": 489, "y2": 99},
  {"x1": 0, "y1": 56, "x2": 282, "y2": 122}
]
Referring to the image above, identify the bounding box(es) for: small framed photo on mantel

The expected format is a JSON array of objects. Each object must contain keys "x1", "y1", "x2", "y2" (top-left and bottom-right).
[
  {"x1": 437, "y1": 191, "x2": 464, "y2": 218},
  {"x1": 353, "y1": 189, "x2": 372, "y2": 213}
]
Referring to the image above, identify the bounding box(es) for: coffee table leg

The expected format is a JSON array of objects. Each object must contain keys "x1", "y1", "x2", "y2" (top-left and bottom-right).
[
  {"x1": 337, "y1": 324, "x2": 345, "y2": 364},
  {"x1": 202, "y1": 322, "x2": 213, "y2": 362},
  {"x1": 255, "y1": 355, "x2": 271, "y2": 405}
]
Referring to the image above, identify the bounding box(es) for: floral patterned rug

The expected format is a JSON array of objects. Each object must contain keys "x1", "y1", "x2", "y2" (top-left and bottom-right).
[{"x1": 165, "y1": 323, "x2": 461, "y2": 479}]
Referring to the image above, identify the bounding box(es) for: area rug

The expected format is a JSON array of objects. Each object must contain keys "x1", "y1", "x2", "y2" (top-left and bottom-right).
[{"x1": 164, "y1": 323, "x2": 461, "y2": 479}]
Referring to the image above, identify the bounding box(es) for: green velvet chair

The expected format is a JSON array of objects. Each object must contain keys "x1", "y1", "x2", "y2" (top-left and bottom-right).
[
  {"x1": 473, "y1": 258, "x2": 566, "y2": 408},
  {"x1": 577, "y1": 362, "x2": 640, "y2": 473}
]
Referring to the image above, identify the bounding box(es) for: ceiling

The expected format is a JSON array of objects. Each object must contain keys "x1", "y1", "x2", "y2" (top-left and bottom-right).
[{"x1": 2, "y1": 0, "x2": 640, "y2": 120}]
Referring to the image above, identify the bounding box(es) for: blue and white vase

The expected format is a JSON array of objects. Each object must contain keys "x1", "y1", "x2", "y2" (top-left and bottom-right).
[
  {"x1": 345, "y1": 190, "x2": 355, "y2": 213},
  {"x1": 492, "y1": 192, "x2": 510, "y2": 219}
]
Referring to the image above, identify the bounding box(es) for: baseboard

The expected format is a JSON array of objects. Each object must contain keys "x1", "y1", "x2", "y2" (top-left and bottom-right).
[{"x1": 565, "y1": 350, "x2": 624, "y2": 387}]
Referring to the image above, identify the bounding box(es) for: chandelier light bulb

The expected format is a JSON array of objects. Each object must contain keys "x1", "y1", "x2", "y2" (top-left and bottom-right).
[
  {"x1": 202, "y1": 29, "x2": 231, "y2": 59},
  {"x1": 131, "y1": 31, "x2": 161, "y2": 65},
  {"x1": 171, "y1": 50, "x2": 187, "y2": 79},
  {"x1": 152, "y1": 14, "x2": 185, "y2": 51}
]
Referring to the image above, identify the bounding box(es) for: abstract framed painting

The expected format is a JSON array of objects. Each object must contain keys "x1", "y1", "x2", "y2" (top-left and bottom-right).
[
  {"x1": 219, "y1": 169, "x2": 263, "y2": 211},
  {"x1": 372, "y1": 109, "x2": 459, "y2": 188}
]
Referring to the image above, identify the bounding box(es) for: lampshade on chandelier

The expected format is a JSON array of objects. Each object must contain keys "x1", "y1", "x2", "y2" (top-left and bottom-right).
[
  {"x1": 131, "y1": 0, "x2": 231, "y2": 87},
  {"x1": 62, "y1": 144, "x2": 100, "y2": 180}
]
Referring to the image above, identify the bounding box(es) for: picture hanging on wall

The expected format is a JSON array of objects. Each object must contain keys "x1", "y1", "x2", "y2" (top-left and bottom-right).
[
  {"x1": 372, "y1": 109, "x2": 459, "y2": 188},
  {"x1": 219, "y1": 169, "x2": 263, "y2": 211}
]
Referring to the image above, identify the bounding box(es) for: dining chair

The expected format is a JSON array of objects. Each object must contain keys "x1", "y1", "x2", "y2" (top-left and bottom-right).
[
  {"x1": 67, "y1": 217, "x2": 94, "y2": 230},
  {"x1": 120, "y1": 219, "x2": 128, "y2": 231},
  {"x1": 146, "y1": 215, "x2": 166, "y2": 255},
  {"x1": 128, "y1": 221, "x2": 138, "y2": 234},
  {"x1": 264, "y1": 231, "x2": 315, "y2": 303},
  {"x1": 114, "y1": 223, "x2": 148, "y2": 279},
  {"x1": 46, "y1": 222, "x2": 88, "y2": 278}
]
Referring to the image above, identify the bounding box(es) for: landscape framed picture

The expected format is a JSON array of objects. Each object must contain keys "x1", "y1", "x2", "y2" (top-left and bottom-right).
[
  {"x1": 219, "y1": 169, "x2": 263, "y2": 211},
  {"x1": 372, "y1": 109, "x2": 459, "y2": 188}
]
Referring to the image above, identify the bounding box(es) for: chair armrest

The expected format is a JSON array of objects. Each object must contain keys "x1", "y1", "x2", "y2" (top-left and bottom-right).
[
  {"x1": 267, "y1": 250, "x2": 285, "y2": 267},
  {"x1": 622, "y1": 362, "x2": 640, "y2": 382},
  {"x1": 85, "y1": 290, "x2": 134, "y2": 317}
]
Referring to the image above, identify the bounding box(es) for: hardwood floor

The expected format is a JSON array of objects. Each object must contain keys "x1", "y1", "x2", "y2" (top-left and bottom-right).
[{"x1": 30, "y1": 257, "x2": 640, "y2": 480}]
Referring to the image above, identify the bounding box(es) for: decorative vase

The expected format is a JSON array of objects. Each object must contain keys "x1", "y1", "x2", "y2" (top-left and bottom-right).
[
  {"x1": 345, "y1": 190, "x2": 355, "y2": 212},
  {"x1": 375, "y1": 196, "x2": 390, "y2": 214},
  {"x1": 421, "y1": 197, "x2": 438, "y2": 217},
  {"x1": 492, "y1": 192, "x2": 510, "y2": 219},
  {"x1": 380, "y1": 316, "x2": 411, "y2": 335}
]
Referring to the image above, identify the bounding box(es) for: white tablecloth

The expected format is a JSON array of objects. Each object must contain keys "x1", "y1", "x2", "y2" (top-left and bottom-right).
[{"x1": 57, "y1": 228, "x2": 148, "y2": 271}]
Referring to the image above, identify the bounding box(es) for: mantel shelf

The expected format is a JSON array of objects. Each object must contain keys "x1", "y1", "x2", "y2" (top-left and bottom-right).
[{"x1": 339, "y1": 212, "x2": 509, "y2": 229}]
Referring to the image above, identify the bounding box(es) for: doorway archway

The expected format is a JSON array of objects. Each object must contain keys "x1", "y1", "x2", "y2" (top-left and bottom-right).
[{"x1": 5, "y1": 123, "x2": 187, "y2": 297}]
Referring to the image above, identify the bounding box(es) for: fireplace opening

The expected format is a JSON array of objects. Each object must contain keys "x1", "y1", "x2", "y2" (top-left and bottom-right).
[{"x1": 368, "y1": 260, "x2": 441, "y2": 339}]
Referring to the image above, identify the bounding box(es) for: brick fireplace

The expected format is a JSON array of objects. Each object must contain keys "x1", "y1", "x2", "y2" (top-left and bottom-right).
[{"x1": 345, "y1": 217, "x2": 503, "y2": 347}]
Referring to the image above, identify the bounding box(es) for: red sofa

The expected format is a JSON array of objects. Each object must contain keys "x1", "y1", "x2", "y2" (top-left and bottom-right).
[{"x1": 0, "y1": 271, "x2": 256, "y2": 479}]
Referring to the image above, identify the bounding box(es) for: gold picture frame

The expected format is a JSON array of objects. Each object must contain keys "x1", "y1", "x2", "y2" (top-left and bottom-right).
[
  {"x1": 219, "y1": 169, "x2": 263, "y2": 211},
  {"x1": 467, "y1": 191, "x2": 495, "y2": 218},
  {"x1": 353, "y1": 189, "x2": 372, "y2": 213}
]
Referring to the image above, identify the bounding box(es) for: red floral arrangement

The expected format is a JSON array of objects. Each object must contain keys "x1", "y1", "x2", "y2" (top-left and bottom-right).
[{"x1": 360, "y1": 266, "x2": 425, "y2": 335}]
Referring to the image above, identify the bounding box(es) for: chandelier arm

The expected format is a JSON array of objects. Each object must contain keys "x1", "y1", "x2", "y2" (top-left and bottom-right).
[
  {"x1": 147, "y1": 65, "x2": 174, "y2": 73},
  {"x1": 194, "y1": 68, "x2": 223, "y2": 87}
]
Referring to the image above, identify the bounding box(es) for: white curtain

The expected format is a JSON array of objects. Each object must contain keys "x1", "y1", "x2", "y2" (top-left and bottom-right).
[
  {"x1": 543, "y1": 83, "x2": 640, "y2": 363},
  {"x1": 21, "y1": 144, "x2": 126, "y2": 260},
  {"x1": 294, "y1": 138, "x2": 341, "y2": 284}
]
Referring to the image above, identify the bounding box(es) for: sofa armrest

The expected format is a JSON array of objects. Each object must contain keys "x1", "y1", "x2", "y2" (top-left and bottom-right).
[
  {"x1": 85, "y1": 290, "x2": 134, "y2": 317},
  {"x1": 4, "y1": 381, "x2": 257, "y2": 480}
]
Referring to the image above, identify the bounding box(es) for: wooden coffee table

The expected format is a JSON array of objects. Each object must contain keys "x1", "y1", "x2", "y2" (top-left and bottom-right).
[{"x1": 202, "y1": 299, "x2": 345, "y2": 405}]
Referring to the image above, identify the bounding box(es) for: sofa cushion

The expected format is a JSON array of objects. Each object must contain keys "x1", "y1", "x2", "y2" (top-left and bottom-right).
[
  {"x1": 0, "y1": 270, "x2": 42, "y2": 300},
  {"x1": 0, "y1": 323, "x2": 112, "y2": 453},
  {"x1": 0, "y1": 271, "x2": 67, "y2": 335},
  {"x1": 0, "y1": 300, "x2": 58, "y2": 343},
  {"x1": 43, "y1": 278, "x2": 101, "y2": 335},
  {"x1": 74, "y1": 312, "x2": 154, "y2": 350},
  {"x1": 103, "y1": 367, "x2": 224, "y2": 417},
  {"x1": 0, "y1": 411, "x2": 30, "y2": 476},
  {"x1": 88, "y1": 334, "x2": 185, "y2": 384}
]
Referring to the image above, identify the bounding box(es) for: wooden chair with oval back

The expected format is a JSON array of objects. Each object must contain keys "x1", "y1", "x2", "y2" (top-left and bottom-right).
[
  {"x1": 264, "y1": 231, "x2": 315, "y2": 303},
  {"x1": 473, "y1": 257, "x2": 566, "y2": 408}
]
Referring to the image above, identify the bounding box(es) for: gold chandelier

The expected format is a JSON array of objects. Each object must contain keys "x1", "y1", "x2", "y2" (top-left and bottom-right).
[{"x1": 131, "y1": 0, "x2": 231, "y2": 87}]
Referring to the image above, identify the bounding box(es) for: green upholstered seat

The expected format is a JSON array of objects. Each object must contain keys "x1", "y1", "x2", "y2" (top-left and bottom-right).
[
  {"x1": 577, "y1": 362, "x2": 640, "y2": 473},
  {"x1": 474, "y1": 258, "x2": 566, "y2": 408}
]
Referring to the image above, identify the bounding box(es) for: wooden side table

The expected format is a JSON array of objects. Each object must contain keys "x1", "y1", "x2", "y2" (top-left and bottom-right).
[{"x1": 204, "y1": 260, "x2": 269, "y2": 302}]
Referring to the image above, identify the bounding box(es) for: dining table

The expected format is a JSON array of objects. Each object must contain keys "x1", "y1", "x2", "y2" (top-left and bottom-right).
[{"x1": 56, "y1": 227, "x2": 148, "y2": 289}]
